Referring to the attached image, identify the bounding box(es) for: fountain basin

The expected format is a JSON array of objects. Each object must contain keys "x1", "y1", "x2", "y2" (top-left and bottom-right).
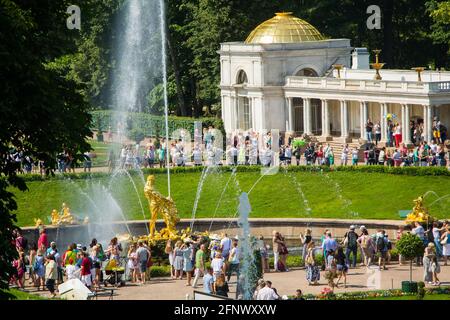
[{"x1": 21, "y1": 217, "x2": 405, "y2": 249}]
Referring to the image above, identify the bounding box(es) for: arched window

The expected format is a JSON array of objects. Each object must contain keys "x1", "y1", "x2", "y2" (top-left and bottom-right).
[
  {"x1": 236, "y1": 70, "x2": 248, "y2": 84},
  {"x1": 295, "y1": 68, "x2": 318, "y2": 77}
]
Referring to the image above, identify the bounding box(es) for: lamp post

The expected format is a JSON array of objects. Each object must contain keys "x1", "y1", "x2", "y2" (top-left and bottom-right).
[
  {"x1": 412, "y1": 67, "x2": 425, "y2": 82},
  {"x1": 370, "y1": 49, "x2": 385, "y2": 80}
]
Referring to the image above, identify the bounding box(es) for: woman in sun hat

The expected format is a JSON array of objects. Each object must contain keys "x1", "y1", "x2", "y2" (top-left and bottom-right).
[
  {"x1": 209, "y1": 235, "x2": 221, "y2": 260},
  {"x1": 34, "y1": 249, "x2": 46, "y2": 291},
  {"x1": 181, "y1": 239, "x2": 194, "y2": 286},
  {"x1": 173, "y1": 240, "x2": 184, "y2": 280}
]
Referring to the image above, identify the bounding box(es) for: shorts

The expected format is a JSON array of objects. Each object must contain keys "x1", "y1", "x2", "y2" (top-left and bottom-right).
[
  {"x1": 139, "y1": 261, "x2": 147, "y2": 273},
  {"x1": 91, "y1": 268, "x2": 97, "y2": 279},
  {"x1": 337, "y1": 264, "x2": 348, "y2": 272},
  {"x1": 81, "y1": 274, "x2": 92, "y2": 287},
  {"x1": 378, "y1": 251, "x2": 388, "y2": 259}
]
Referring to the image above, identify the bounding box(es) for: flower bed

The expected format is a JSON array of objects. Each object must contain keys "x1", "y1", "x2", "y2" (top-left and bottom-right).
[{"x1": 300, "y1": 286, "x2": 450, "y2": 300}]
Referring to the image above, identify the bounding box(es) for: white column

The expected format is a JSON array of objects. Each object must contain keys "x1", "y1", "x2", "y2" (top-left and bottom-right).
[
  {"x1": 303, "y1": 98, "x2": 312, "y2": 135},
  {"x1": 360, "y1": 101, "x2": 368, "y2": 139},
  {"x1": 340, "y1": 100, "x2": 348, "y2": 138},
  {"x1": 403, "y1": 104, "x2": 411, "y2": 145},
  {"x1": 288, "y1": 97, "x2": 294, "y2": 132},
  {"x1": 321, "y1": 99, "x2": 330, "y2": 137},
  {"x1": 307, "y1": 98, "x2": 312, "y2": 135},
  {"x1": 401, "y1": 104, "x2": 406, "y2": 145},
  {"x1": 423, "y1": 104, "x2": 432, "y2": 142},
  {"x1": 380, "y1": 103, "x2": 387, "y2": 141}
]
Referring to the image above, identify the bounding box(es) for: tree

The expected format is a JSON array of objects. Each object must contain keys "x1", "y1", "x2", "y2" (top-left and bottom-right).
[
  {"x1": 0, "y1": 0, "x2": 92, "y2": 288},
  {"x1": 396, "y1": 233, "x2": 425, "y2": 283}
]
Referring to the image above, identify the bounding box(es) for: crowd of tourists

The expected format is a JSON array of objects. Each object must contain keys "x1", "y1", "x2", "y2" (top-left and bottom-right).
[
  {"x1": 8, "y1": 219, "x2": 450, "y2": 299},
  {"x1": 3, "y1": 116, "x2": 449, "y2": 175}
]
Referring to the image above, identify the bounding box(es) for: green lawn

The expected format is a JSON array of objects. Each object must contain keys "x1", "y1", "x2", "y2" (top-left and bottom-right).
[
  {"x1": 10, "y1": 170, "x2": 450, "y2": 227},
  {"x1": 0, "y1": 288, "x2": 46, "y2": 300}
]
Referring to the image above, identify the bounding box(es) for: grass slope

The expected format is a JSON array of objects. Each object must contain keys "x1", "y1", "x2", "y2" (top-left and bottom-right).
[{"x1": 10, "y1": 170, "x2": 450, "y2": 227}]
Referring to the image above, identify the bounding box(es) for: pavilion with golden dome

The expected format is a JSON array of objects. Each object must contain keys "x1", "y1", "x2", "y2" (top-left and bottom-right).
[{"x1": 219, "y1": 12, "x2": 450, "y2": 145}]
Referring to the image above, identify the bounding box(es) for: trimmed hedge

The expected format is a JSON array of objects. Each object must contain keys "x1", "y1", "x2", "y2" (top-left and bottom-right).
[
  {"x1": 149, "y1": 265, "x2": 171, "y2": 278},
  {"x1": 15, "y1": 164, "x2": 449, "y2": 183},
  {"x1": 90, "y1": 110, "x2": 225, "y2": 139}
]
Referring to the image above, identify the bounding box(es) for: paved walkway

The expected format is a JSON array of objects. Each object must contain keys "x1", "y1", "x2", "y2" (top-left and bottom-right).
[{"x1": 25, "y1": 263, "x2": 450, "y2": 300}]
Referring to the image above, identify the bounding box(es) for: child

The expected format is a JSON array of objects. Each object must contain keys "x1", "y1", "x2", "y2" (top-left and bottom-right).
[{"x1": 12, "y1": 252, "x2": 26, "y2": 289}]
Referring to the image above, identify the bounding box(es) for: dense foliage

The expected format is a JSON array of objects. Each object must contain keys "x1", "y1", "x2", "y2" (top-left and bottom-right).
[
  {"x1": 55, "y1": 0, "x2": 450, "y2": 116},
  {"x1": 0, "y1": 0, "x2": 92, "y2": 288}
]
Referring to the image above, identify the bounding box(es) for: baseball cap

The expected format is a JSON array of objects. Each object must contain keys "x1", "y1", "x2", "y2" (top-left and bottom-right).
[{"x1": 350, "y1": 225, "x2": 355, "y2": 230}]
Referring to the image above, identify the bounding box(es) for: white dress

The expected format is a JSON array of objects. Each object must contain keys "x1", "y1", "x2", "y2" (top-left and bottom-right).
[{"x1": 443, "y1": 242, "x2": 450, "y2": 256}]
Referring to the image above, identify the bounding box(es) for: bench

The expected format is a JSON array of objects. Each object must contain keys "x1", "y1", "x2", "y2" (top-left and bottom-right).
[
  {"x1": 87, "y1": 288, "x2": 116, "y2": 300},
  {"x1": 398, "y1": 210, "x2": 411, "y2": 219}
]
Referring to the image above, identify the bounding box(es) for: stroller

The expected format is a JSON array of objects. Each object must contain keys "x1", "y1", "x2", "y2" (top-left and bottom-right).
[{"x1": 102, "y1": 258, "x2": 126, "y2": 287}]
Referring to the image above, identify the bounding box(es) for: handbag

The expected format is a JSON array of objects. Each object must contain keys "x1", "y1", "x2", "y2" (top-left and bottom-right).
[{"x1": 441, "y1": 236, "x2": 448, "y2": 245}]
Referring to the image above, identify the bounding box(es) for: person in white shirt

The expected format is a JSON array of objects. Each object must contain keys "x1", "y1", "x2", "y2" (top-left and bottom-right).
[
  {"x1": 193, "y1": 147, "x2": 202, "y2": 166},
  {"x1": 230, "y1": 145, "x2": 238, "y2": 165},
  {"x1": 256, "y1": 281, "x2": 279, "y2": 300},
  {"x1": 284, "y1": 145, "x2": 292, "y2": 165},
  {"x1": 65, "y1": 261, "x2": 78, "y2": 280},
  {"x1": 120, "y1": 146, "x2": 127, "y2": 169},
  {"x1": 341, "y1": 144, "x2": 349, "y2": 166},
  {"x1": 211, "y1": 252, "x2": 224, "y2": 280}
]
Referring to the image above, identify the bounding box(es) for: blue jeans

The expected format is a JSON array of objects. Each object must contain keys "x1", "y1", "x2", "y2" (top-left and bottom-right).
[
  {"x1": 366, "y1": 132, "x2": 372, "y2": 142},
  {"x1": 345, "y1": 247, "x2": 358, "y2": 267},
  {"x1": 434, "y1": 239, "x2": 443, "y2": 258}
]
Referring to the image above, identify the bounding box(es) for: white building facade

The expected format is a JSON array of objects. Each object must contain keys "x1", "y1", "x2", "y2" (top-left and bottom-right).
[{"x1": 219, "y1": 12, "x2": 450, "y2": 145}]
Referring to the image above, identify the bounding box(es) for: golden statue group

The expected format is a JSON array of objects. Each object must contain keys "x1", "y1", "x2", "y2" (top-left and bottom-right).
[
  {"x1": 144, "y1": 175, "x2": 180, "y2": 240},
  {"x1": 34, "y1": 175, "x2": 188, "y2": 242},
  {"x1": 53, "y1": 203, "x2": 89, "y2": 225},
  {"x1": 405, "y1": 195, "x2": 433, "y2": 224},
  {"x1": 35, "y1": 203, "x2": 87, "y2": 227}
]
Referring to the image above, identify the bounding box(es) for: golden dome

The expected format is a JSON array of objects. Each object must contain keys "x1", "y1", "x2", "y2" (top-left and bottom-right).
[{"x1": 245, "y1": 12, "x2": 324, "y2": 44}]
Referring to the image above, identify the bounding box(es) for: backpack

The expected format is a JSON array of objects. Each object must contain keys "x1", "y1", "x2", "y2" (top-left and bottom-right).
[
  {"x1": 376, "y1": 236, "x2": 385, "y2": 252},
  {"x1": 33, "y1": 257, "x2": 41, "y2": 270},
  {"x1": 387, "y1": 241, "x2": 392, "y2": 251},
  {"x1": 347, "y1": 232, "x2": 357, "y2": 249}
]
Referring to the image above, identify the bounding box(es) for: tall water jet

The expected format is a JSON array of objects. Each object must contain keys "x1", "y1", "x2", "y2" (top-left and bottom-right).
[
  {"x1": 236, "y1": 192, "x2": 258, "y2": 300},
  {"x1": 111, "y1": 0, "x2": 161, "y2": 142},
  {"x1": 159, "y1": 0, "x2": 171, "y2": 198}
]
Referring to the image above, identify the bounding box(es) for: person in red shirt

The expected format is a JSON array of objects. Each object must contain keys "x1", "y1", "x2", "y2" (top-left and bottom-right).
[
  {"x1": 37, "y1": 227, "x2": 48, "y2": 251},
  {"x1": 80, "y1": 252, "x2": 92, "y2": 289}
]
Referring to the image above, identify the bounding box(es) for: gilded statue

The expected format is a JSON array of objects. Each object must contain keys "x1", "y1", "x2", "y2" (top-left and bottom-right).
[
  {"x1": 144, "y1": 175, "x2": 180, "y2": 239},
  {"x1": 406, "y1": 196, "x2": 431, "y2": 223},
  {"x1": 34, "y1": 218, "x2": 43, "y2": 228},
  {"x1": 50, "y1": 203, "x2": 79, "y2": 225}
]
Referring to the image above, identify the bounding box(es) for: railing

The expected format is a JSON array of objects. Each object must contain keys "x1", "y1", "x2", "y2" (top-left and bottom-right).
[{"x1": 285, "y1": 76, "x2": 450, "y2": 94}]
